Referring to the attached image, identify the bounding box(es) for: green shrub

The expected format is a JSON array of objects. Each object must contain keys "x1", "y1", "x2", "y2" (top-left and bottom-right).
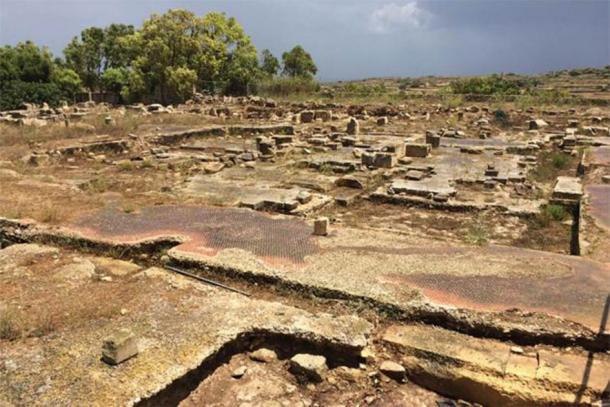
[
  {"x1": 398, "y1": 78, "x2": 424, "y2": 90},
  {"x1": 529, "y1": 151, "x2": 575, "y2": 182},
  {"x1": 551, "y1": 153, "x2": 569, "y2": 169},
  {"x1": 318, "y1": 163, "x2": 334, "y2": 175},
  {"x1": 532, "y1": 89, "x2": 572, "y2": 105},
  {"x1": 117, "y1": 160, "x2": 134, "y2": 171},
  {"x1": 450, "y1": 74, "x2": 538, "y2": 95},
  {"x1": 493, "y1": 109, "x2": 510, "y2": 126},
  {"x1": 530, "y1": 151, "x2": 574, "y2": 183},
  {"x1": 545, "y1": 204, "x2": 567, "y2": 221},
  {"x1": 0, "y1": 80, "x2": 66, "y2": 110},
  {"x1": 466, "y1": 219, "x2": 489, "y2": 246},
  {"x1": 51, "y1": 67, "x2": 82, "y2": 99},
  {"x1": 444, "y1": 95, "x2": 464, "y2": 109},
  {"x1": 535, "y1": 204, "x2": 568, "y2": 227},
  {"x1": 101, "y1": 67, "x2": 129, "y2": 95},
  {"x1": 535, "y1": 211, "x2": 552, "y2": 228},
  {"x1": 82, "y1": 177, "x2": 111, "y2": 193}
]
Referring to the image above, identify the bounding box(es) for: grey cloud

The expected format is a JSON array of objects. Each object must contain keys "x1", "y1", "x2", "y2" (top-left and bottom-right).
[{"x1": 0, "y1": 0, "x2": 607, "y2": 81}]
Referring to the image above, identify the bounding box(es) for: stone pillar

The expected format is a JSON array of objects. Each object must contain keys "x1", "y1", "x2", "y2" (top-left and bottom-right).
[{"x1": 313, "y1": 217, "x2": 329, "y2": 236}]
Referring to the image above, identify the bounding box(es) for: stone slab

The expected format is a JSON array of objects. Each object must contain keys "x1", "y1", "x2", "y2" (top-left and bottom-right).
[
  {"x1": 382, "y1": 324, "x2": 610, "y2": 406},
  {"x1": 553, "y1": 176, "x2": 583, "y2": 202}
]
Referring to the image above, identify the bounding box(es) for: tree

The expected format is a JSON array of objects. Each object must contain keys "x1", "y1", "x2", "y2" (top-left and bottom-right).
[
  {"x1": 450, "y1": 74, "x2": 536, "y2": 95},
  {"x1": 123, "y1": 9, "x2": 260, "y2": 102},
  {"x1": 3, "y1": 41, "x2": 55, "y2": 82},
  {"x1": 121, "y1": 9, "x2": 202, "y2": 103},
  {"x1": 260, "y1": 49, "x2": 279, "y2": 77},
  {"x1": 282, "y1": 45, "x2": 317, "y2": 79},
  {"x1": 0, "y1": 42, "x2": 78, "y2": 109},
  {"x1": 201, "y1": 12, "x2": 259, "y2": 95},
  {"x1": 120, "y1": 69, "x2": 146, "y2": 104},
  {"x1": 166, "y1": 66, "x2": 197, "y2": 100},
  {"x1": 2, "y1": 9, "x2": 262, "y2": 105},
  {"x1": 0, "y1": 81, "x2": 64, "y2": 110},
  {"x1": 0, "y1": 46, "x2": 20, "y2": 83},
  {"x1": 100, "y1": 67, "x2": 129, "y2": 94},
  {"x1": 102, "y1": 24, "x2": 135, "y2": 69},
  {"x1": 219, "y1": 32, "x2": 259, "y2": 94},
  {"x1": 64, "y1": 24, "x2": 134, "y2": 92},
  {"x1": 222, "y1": 46, "x2": 259, "y2": 94},
  {"x1": 64, "y1": 27, "x2": 104, "y2": 91},
  {"x1": 51, "y1": 67, "x2": 82, "y2": 99}
]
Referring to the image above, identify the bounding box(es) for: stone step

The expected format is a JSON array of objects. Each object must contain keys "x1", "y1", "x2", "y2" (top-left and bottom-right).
[{"x1": 382, "y1": 324, "x2": 610, "y2": 406}]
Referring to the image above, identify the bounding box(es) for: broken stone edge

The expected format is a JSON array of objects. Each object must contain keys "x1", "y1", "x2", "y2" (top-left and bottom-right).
[{"x1": 132, "y1": 327, "x2": 368, "y2": 406}]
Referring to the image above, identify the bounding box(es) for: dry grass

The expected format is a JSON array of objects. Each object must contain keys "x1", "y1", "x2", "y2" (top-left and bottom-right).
[
  {"x1": 0, "y1": 120, "x2": 97, "y2": 147},
  {"x1": 0, "y1": 199, "x2": 27, "y2": 219},
  {"x1": 39, "y1": 204, "x2": 65, "y2": 224},
  {"x1": 529, "y1": 150, "x2": 577, "y2": 184},
  {"x1": 81, "y1": 176, "x2": 112, "y2": 193},
  {"x1": 465, "y1": 216, "x2": 490, "y2": 246},
  {"x1": 0, "y1": 198, "x2": 68, "y2": 224},
  {"x1": 0, "y1": 307, "x2": 22, "y2": 341},
  {"x1": 121, "y1": 203, "x2": 138, "y2": 213},
  {"x1": 141, "y1": 158, "x2": 154, "y2": 169},
  {"x1": 28, "y1": 312, "x2": 57, "y2": 338},
  {"x1": 0, "y1": 111, "x2": 217, "y2": 151},
  {"x1": 514, "y1": 215, "x2": 571, "y2": 254},
  {"x1": 0, "y1": 254, "x2": 163, "y2": 340},
  {"x1": 117, "y1": 160, "x2": 135, "y2": 171}
]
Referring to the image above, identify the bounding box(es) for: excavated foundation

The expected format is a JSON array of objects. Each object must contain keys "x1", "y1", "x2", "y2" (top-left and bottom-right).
[
  {"x1": 1, "y1": 227, "x2": 609, "y2": 406},
  {"x1": 136, "y1": 330, "x2": 362, "y2": 406}
]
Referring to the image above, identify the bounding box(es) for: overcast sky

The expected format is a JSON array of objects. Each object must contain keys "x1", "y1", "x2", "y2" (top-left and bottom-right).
[{"x1": 0, "y1": 0, "x2": 608, "y2": 81}]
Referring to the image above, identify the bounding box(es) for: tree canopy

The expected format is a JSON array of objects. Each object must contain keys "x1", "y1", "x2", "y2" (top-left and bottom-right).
[
  {"x1": 0, "y1": 42, "x2": 81, "y2": 110},
  {"x1": 282, "y1": 45, "x2": 317, "y2": 79},
  {"x1": 64, "y1": 24, "x2": 135, "y2": 91},
  {"x1": 0, "y1": 9, "x2": 319, "y2": 107},
  {"x1": 1, "y1": 41, "x2": 54, "y2": 83},
  {"x1": 116, "y1": 9, "x2": 260, "y2": 102},
  {"x1": 260, "y1": 49, "x2": 280, "y2": 77}
]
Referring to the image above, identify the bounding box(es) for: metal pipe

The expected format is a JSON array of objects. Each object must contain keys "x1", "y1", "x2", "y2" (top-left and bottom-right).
[{"x1": 164, "y1": 264, "x2": 250, "y2": 297}]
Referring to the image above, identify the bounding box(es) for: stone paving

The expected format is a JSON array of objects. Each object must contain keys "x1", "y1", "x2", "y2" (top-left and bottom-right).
[{"x1": 63, "y1": 207, "x2": 610, "y2": 334}]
